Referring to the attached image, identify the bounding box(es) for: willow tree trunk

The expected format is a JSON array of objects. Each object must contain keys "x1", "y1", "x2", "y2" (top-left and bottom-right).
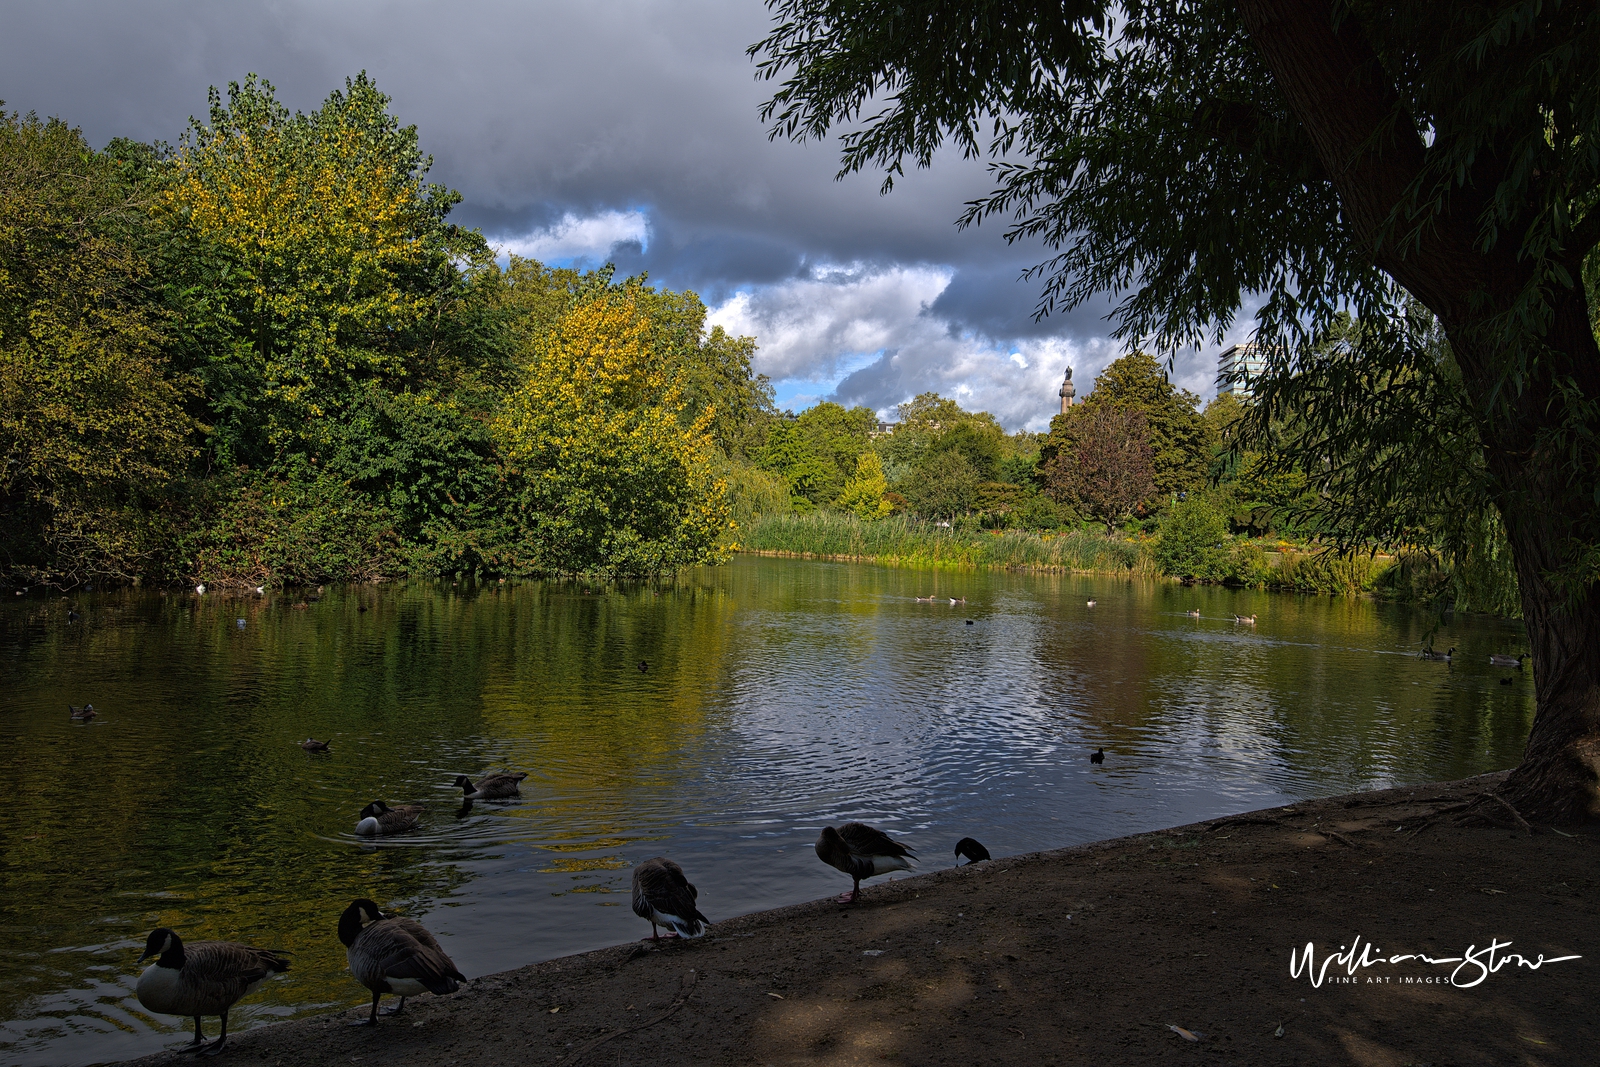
[{"x1": 1239, "y1": 0, "x2": 1600, "y2": 822}]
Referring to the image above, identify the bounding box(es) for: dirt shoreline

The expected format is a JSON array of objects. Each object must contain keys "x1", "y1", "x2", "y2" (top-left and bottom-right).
[{"x1": 117, "y1": 772, "x2": 1596, "y2": 1067}]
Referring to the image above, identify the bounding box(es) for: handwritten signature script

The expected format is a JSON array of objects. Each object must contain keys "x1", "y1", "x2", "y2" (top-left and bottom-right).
[{"x1": 1290, "y1": 935, "x2": 1580, "y2": 988}]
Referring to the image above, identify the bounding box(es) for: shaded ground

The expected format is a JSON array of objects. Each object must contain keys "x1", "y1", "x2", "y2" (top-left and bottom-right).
[{"x1": 119, "y1": 772, "x2": 1596, "y2": 1067}]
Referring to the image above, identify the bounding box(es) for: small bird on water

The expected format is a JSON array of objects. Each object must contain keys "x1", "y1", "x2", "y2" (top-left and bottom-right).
[
  {"x1": 298, "y1": 738, "x2": 330, "y2": 753},
  {"x1": 953, "y1": 837, "x2": 991, "y2": 866},
  {"x1": 134, "y1": 927, "x2": 289, "y2": 1055},
  {"x1": 639, "y1": 659, "x2": 649, "y2": 672},
  {"x1": 815, "y1": 822, "x2": 915, "y2": 903},
  {"x1": 1090, "y1": 747, "x2": 1105, "y2": 764},
  {"x1": 338, "y1": 899, "x2": 464, "y2": 1025},
  {"x1": 631, "y1": 857, "x2": 711, "y2": 940}
]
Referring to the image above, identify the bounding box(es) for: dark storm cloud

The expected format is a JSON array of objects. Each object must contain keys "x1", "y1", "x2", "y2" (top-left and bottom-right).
[{"x1": 0, "y1": 0, "x2": 1237, "y2": 425}]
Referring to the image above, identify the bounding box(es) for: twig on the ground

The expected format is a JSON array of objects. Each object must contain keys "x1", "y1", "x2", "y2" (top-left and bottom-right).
[
  {"x1": 1483, "y1": 792, "x2": 1535, "y2": 835},
  {"x1": 555, "y1": 969, "x2": 698, "y2": 1066},
  {"x1": 1317, "y1": 830, "x2": 1360, "y2": 849}
]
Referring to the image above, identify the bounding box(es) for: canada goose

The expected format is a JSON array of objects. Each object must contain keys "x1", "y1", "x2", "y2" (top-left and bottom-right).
[
  {"x1": 69, "y1": 704, "x2": 96, "y2": 721},
  {"x1": 452, "y1": 772, "x2": 527, "y2": 800},
  {"x1": 1086, "y1": 599, "x2": 1097, "y2": 607},
  {"x1": 815, "y1": 822, "x2": 915, "y2": 903},
  {"x1": 355, "y1": 801, "x2": 423, "y2": 835},
  {"x1": 1090, "y1": 747, "x2": 1105, "y2": 764},
  {"x1": 134, "y1": 927, "x2": 288, "y2": 1055},
  {"x1": 195, "y1": 583, "x2": 206, "y2": 595},
  {"x1": 631, "y1": 857, "x2": 711, "y2": 940},
  {"x1": 298, "y1": 738, "x2": 330, "y2": 753},
  {"x1": 953, "y1": 837, "x2": 990, "y2": 865},
  {"x1": 639, "y1": 660, "x2": 648, "y2": 672},
  {"x1": 1489, "y1": 653, "x2": 1525, "y2": 669},
  {"x1": 1185, "y1": 608, "x2": 1201, "y2": 617},
  {"x1": 338, "y1": 899, "x2": 464, "y2": 1025},
  {"x1": 1233, "y1": 614, "x2": 1257, "y2": 624},
  {"x1": 1421, "y1": 646, "x2": 1454, "y2": 662}
]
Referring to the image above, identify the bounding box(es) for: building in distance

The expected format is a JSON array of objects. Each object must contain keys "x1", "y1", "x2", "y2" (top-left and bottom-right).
[{"x1": 1216, "y1": 343, "x2": 1265, "y2": 398}]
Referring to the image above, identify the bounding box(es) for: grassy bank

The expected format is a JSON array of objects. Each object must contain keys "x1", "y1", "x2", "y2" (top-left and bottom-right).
[{"x1": 741, "y1": 511, "x2": 1457, "y2": 602}]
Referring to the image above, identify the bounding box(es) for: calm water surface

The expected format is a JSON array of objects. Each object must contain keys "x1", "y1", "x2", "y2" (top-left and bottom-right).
[{"x1": 0, "y1": 557, "x2": 1533, "y2": 1065}]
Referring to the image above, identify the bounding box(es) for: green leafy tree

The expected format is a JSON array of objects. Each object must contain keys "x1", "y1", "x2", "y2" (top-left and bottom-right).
[
  {"x1": 1061, "y1": 352, "x2": 1212, "y2": 496},
  {"x1": 753, "y1": 1, "x2": 1600, "y2": 821},
  {"x1": 837, "y1": 451, "x2": 892, "y2": 519},
  {"x1": 1154, "y1": 496, "x2": 1231, "y2": 581},
  {"x1": 905, "y1": 449, "x2": 979, "y2": 519},
  {"x1": 0, "y1": 110, "x2": 197, "y2": 585},
  {"x1": 494, "y1": 287, "x2": 730, "y2": 577},
  {"x1": 757, "y1": 401, "x2": 875, "y2": 506}
]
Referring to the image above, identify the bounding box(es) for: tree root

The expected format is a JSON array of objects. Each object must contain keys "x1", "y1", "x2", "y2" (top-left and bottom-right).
[
  {"x1": 1451, "y1": 792, "x2": 1535, "y2": 835},
  {"x1": 555, "y1": 968, "x2": 698, "y2": 1065}
]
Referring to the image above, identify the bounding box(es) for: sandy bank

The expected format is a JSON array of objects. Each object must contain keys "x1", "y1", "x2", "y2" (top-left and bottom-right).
[{"x1": 118, "y1": 772, "x2": 1595, "y2": 1067}]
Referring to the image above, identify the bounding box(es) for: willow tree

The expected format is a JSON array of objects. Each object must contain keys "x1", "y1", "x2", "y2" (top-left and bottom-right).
[{"x1": 753, "y1": 1, "x2": 1600, "y2": 821}]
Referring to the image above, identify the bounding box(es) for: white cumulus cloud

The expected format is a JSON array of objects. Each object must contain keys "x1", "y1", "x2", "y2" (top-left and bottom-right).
[{"x1": 496, "y1": 209, "x2": 651, "y2": 264}]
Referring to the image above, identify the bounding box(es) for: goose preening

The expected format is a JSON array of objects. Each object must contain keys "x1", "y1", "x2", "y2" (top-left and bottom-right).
[
  {"x1": 1089, "y1": 747, "x2": 1105, "y2": 764},
  {"x1": 338, "y1": 899, "x2": 464, "y2": 1025},
  {"x1": 815, "y1": 822, "x2": 915, "y2": 903},
  {"x1": 69, "y1": 704, "x2": 96, "y2": 722},
  {"x1": 298, "y1": 738, "x2": 330, "y2": 753},
  {"x1": 134, "y1": 927, "x2": 289, "y2": 1055},
  {"x1": 631, "y1": 857, "x2": 711, "y2": 940},
  {"x1": 953, "y1": 837, "x2": 990, "y2": 866},
  {"x1": 1421, "y1": 646, "x2": 1454, "y2": 662},
  {"x1": 1489, "y1": 653, "x2": 1526, "y2": 669},
  {"x1": 452, "y1": 772, "x2": 527, "y2": 800},
  {"x1": 355, "y1": 801, "x2": 423, "y2": 835},
  {"x1": 1232, "y1": 614, "x2": 1257, "y2": 624},
  {"x1": 1185, "y1": 608, "x2": 1201, "y2": 618}
]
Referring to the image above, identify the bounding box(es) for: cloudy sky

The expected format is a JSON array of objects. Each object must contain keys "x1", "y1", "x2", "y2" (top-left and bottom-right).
[{"x1": 0, "y1": 0, "x2": 1247, "y2": 430}]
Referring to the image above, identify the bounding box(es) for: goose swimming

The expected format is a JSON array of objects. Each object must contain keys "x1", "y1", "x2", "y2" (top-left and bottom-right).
[
  {"x1": 1421, "y1": 646, "x2": 1454, "y2": 662},
  {"x1": 1233, "y1": 614, "x2": 1256, "y2": 624},
  {"x1": 953, "y1": 837, "x2": 990, "y2": 865},
  {"x1": 69, "y1": 704, "x2": 96, "y2": 721},
  {"x1": 815, "y1": 822, "x2": 915, "y2": 903},
  {"x1": 134, "y1": 927, "x2": 288, "y2": 1055},
  {"x1": 631, "y1": 857, "x2": 711, "y2": 940},
  {"x1": 1185, "y1": 608, "x2": 1201, "y2": 617},
  {"x1": 338, "y1": 899, "x2": 464, "y2": 1024},
  {"x1": 1489, "y1": 653, "x2": 1525, "y2": 669},
  {"x1": 451, "y1": 772, "x2": 527, "y2": 800},
  {"x1": 355, "y1": 801, "x2": 423, "y2": 835},
  {"x1": 298, "y1": 738, "x2": 330, "y2": 753}
]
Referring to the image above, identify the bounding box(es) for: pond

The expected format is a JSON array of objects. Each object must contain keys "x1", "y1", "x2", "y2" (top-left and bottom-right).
[{"x1": 0, "y1": 556, "x2": 1533, "y2": 1065}]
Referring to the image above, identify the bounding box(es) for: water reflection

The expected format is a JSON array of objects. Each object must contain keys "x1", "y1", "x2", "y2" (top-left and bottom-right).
[{"x1": 0, "y1": 558, "x2": 1531, "y2": 1065}]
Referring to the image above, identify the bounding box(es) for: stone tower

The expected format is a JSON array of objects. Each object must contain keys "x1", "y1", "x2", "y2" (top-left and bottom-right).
[{"x1": 1058, "y1": 366, "x2": 1076, "y2": 413}]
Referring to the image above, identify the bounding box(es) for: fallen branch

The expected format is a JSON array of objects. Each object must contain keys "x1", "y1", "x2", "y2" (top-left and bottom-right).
[{"x1": 555, "y1": 968, "x2": 698, "y2": 1065}]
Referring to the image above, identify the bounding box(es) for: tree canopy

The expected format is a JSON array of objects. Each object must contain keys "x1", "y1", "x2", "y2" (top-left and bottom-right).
[{"x1": 752, "y1": 0, "x2": 1600, "y2": 821}]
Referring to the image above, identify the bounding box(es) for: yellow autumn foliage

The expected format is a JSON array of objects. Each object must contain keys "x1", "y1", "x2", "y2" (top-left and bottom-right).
[{"x1": 494, "y1": 288, "x2": 732, "y2": 576}]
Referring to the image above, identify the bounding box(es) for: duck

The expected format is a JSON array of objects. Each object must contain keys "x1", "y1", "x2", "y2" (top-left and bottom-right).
[
  {"x1": 69, "y1": 704, "x2": 96, "y2": 721},
  {"x1": 1185, "y1": 608, "x2": 1201, "y2": 617},
  {"x1": 1086, "y1": 599, "x2": 1097, "y2": 607},
  {"x1": 1090, "y1": 747, "x2": 1105, "y2": 764},
  {"x1": 452, "y1": 772, "x2": 528, "y2": 800},
  {"x1": 815, "y1": 822, "x2": 915, "y2": 903},
  {"x1": 338, "y1": 899, "x2": 464, "y2": 1025},
  {"x1": 1233, "y1": 614, "x2": 1257, "y2": 624},
  {"x1": 638, "y1": 660, "x2": 649, "y2": 672},
  {"x1": 1489, "y1": 653, "x2": 1525, "y2": 669},
  {"x1": 298, "y1": 738, "x2": 331, "y2": 753},
  {"x1": 355, "y1": 801, "x2": 423, "y2": 835},
  {"x1": 134, "y1": 927, "x2": 289, "y2": 1055},
  {"x1": 949, "y1": 596, "x2": 966, "y2": 605},
  {"x1": 1420, "y1": 646, "x2": 1454, "y2": 662},
  {"x1": 953, "y1": 837, "x2": 990, "y2": 866},
  {"x1": 631, "y1": 857, "x2": 711, "y2": 940},
  {"x1": 914, "y1": 595, "x2": 936, "y2": 603}
]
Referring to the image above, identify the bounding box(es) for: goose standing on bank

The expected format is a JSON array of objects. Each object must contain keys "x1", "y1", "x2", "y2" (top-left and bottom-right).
[
  {"x1": 452, "y1": 772, "x2": 528, "y2": 800},
  {"x1": 1489, "y1": 653, "x2": 1526, "y2": 669},
  {"x1": 338, "y1": 899, "x2": 464, "y2": 1024},
  {"x1": 631, "y1": 857, "x2": 711, "y2": 940},
  {"x1": 815, "y1": 822, "x2": 915, "y2": 903},
  {"x1": 355, "y1": 800, "x2": 423, "y2": 835},
  {"x1": 134, "y1": 927, "x2": 289, "y2": 1055},
  {"x1": 953, "y1": 837, "x2": 990, "y2": 865}
]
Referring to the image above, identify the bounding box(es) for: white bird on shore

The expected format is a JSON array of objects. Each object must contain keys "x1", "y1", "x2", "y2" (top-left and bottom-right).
[
  {"x1": 135, "y1": 928, "x2": 288, "y2": 1055},
  {"x1": 816, "y1": 822, "x2": 915, "y2": 903},
  {"x1": 631, "y1": 857, "x2": 711, "y2": 940},
  {"x1": 338, "y1": 899, "x2": 464, "y2": 1024}
]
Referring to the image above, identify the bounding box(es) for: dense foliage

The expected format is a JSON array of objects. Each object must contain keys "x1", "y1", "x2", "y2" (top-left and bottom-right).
[{"x1": 0, "y1": 78, "x2": 765, "y2": 584}]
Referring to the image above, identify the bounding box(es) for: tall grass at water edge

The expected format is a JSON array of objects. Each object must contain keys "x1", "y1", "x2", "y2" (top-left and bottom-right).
[{"x1": 743, "y1": 513, "x2": 1147, "y2": 572}]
